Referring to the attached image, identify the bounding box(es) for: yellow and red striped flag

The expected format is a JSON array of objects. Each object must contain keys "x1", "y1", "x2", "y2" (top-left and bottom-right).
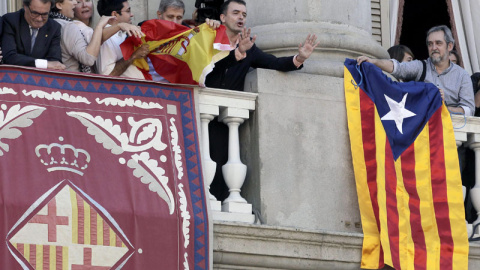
[
  {"x1": 344, "y1": 58, "x2": 468, "y2": 269},
  {"x1": 120, "y1": 20, "x2": 231, "y2": 86}
]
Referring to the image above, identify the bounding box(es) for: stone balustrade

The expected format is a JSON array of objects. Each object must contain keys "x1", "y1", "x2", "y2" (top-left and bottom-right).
[
  {"x1": 196, "y1": 87, "x2": 257, "y2": 223},
  {"x1": 453, "y1": 114, "x2": 480, "y2": 238}
]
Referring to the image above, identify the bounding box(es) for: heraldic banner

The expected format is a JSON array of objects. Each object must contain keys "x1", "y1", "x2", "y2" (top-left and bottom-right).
[
  {"x1": 344, "y1": 58, "x2": 468, "y2": 270},
  {"x1": 0, "y1": 65, "x2": 209, "y2": 270}
]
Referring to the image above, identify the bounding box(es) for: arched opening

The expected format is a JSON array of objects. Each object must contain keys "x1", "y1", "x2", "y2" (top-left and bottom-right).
[{"x1": 397, "y1": 0, "x2": 455, "y2": 61}]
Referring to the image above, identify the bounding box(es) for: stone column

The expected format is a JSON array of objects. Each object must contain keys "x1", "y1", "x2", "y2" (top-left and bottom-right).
[
  {"x1": 245, "y1": 0, "x2": 389, "y2": 78},
  {"x1": 241, "y1": 0, "x2": 390, "y2": 233}
]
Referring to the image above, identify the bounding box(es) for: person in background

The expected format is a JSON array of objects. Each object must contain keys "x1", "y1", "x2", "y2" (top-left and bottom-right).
[
  {"x1": 387, "y1": 44, "x2": 414, "y2": 63},
  {"x1": 472, "y1": 72, "x2": 480, "y2": 115},
  {"x1": 2, "y1": 0, "x2": 65, "y2": 69},
  {"x1": 73, "y1": 0, "x2": 93, "y2": 27},
  {"x1": 50, "y1": 0, "x2": 115, "y2": 72},
  {"x1": 96, "y1": 0, "x2": 149, "y2": 78},
  {"x1": 449, "y1": 49, "x2": 462, "y2": 67},
  {"x1": 357, "y1": 25, "x2": 474, "y2": 116},
  {"x1": 157, "y1": 0, "x2": 186, "y2": 26},
  {"x1": 139, "y1": 0, "x2": 220, "y2": 82}
]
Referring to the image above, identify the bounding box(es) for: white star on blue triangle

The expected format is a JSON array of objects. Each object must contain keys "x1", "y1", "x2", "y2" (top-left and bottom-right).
[{"x1": 380, "y1": 93, "x2": 416, "y2": 134}]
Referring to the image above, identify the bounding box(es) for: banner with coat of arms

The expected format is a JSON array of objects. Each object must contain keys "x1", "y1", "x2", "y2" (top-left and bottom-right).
[{"x1": 0, "y1": 65, "x2": 209, "y2": 269}]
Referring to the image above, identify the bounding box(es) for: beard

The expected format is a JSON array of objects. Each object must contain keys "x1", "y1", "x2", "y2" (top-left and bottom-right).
[{"x1": 430, "y1": 51, "x2": 445, "y2": 65}]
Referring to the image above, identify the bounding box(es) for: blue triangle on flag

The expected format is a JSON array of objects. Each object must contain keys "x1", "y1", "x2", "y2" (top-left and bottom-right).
[{"x1": 344, "y1": 58, "x2": 442, "y2": 160}]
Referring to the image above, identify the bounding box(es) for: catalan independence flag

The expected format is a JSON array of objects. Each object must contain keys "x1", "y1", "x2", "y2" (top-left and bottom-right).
[
  {"x1": 344, "y1": 58, "x2": 468, "y2": 269},
  {"x1": 120, "y1": 20, "x2": 231, "y2": 86}
]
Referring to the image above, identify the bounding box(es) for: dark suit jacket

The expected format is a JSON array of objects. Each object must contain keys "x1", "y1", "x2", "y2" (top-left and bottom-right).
[
  {"x1": 205, "y1": 43, "x2": 302, "y2": 91},
  {"x1": 2, "y1": 9, "x2": 62, "y2": 66}
]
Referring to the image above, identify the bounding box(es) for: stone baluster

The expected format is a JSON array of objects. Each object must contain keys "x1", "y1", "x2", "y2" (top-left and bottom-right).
[
  {"x1": 200, "y1": 110, "x2": 221, "y2": 212},
  {"x1": 197, "y1": 87, "x2": 257, "y2": 223},
  {"x1": 467, "y1": 134, "x2": 480, "y2": 233},
  {"x1": 222, "y1": 117, "x2": 247, "y2": 203},
  {"x1": 217, "y1": 107, "x2": 254, "y2": 223},
  {"x1": 456, "y1": 131, "x2": 471, "y2": 235}
]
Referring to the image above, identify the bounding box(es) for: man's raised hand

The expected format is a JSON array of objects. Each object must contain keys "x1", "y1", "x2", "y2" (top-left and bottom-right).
[
  {"x1": 237, "y1": 27, "x2": 257, "y2": 54},
  {"x1": 296, "y1": 34, "x2": 319, "y2": 63}
]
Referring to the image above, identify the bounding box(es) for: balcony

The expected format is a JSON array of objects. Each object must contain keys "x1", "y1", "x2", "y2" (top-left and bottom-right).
[{"x1": 198, "y1": 86, "x2": 480, "y2": 269}]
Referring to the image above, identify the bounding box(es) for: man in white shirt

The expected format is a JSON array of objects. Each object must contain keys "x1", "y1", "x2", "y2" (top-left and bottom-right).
[{"x1": 96, "y1": 0, "x2": 149, "y2": 78}]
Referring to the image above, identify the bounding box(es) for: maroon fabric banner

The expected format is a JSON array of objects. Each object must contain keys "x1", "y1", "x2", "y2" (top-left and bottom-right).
[{"x1": 0, "y1": 66, "x2": 209, "y2": 269}]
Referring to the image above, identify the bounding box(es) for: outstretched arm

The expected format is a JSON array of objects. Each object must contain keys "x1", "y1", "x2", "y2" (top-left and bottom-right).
[
  {"x1": 356, "y1": 56, "x2": 394, "y2": 73},
  {"x1": 102, "y1": 23, "x2": 144, "y2": 43}
]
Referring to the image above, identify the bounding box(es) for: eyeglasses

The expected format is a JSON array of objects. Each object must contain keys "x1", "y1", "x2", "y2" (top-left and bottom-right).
[
  {"x1": 26, "y1": 5, "x2": 49, "y2": 19},
  {"x1": 116, "y1": 7, "x2": 131, "y2": 15}
]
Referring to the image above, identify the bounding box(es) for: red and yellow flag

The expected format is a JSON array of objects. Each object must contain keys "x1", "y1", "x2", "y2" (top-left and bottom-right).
[
  {"x1": 120, "y1": 20, "x2": 231, "y2": 86},
  {"x1": 344, "y1": 59, "x2": 468, "y2": 269}
]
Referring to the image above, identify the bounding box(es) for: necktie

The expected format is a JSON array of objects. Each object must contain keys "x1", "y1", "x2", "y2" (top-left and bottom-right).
[{"x1": 31, "y1": 28, "x2": 38, "y2": 52}]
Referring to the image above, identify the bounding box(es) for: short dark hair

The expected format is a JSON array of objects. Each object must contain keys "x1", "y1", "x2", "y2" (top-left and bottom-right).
[
  {"x1": 97, "y1": 0, "x2": 127, "y2": 16},
  {"x1": 23, "y1": 0, "x2": 54, "y2": 7},
  {"x1": 50, "y1": 0, "x2": 63, "y2": 13},
  {"x1": 387, "y1": 45, "x2": 415, "y2": 62},
  {"x1": 158, "y1": 0, "x2": 185, "y2": 14},
  {"x1": 220, "y1": 0, "x2": 246, "y2": 15}
]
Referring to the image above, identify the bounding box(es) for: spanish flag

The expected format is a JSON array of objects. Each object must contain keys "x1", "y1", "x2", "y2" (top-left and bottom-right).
[
  {"x1": 120, "y1": 20, "x2": 231, "y2": 86},
  {"x1": 344, "y1": 58, "x2": 468, "y2": 269}
]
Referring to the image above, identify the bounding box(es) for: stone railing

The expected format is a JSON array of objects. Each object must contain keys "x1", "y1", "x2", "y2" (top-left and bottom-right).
[
  {"x1": 196, "y1": 87, "x2": 257, "y2": 223},
  {"x1": 453, "y1": 115, "x2": 480, "y2": 237}
]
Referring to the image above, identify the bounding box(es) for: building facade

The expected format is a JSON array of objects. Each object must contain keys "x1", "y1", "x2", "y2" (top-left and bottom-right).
[{"x1": 2, "y1": 0, "x2": 479, "y2": 268}]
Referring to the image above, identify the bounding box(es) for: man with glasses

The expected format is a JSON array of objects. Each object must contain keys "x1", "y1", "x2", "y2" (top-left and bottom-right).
[
  {"x1": 2, "y1": 0, "x2": 65, "y2": 69},
  {"x1": 96, "y1": 0, "x2": 149, "y2": 78}
]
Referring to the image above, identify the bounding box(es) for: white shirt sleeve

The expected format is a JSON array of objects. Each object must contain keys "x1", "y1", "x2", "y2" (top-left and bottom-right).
[{"x1": 35, "y1": 59, "x2": 48, "y2": 69}]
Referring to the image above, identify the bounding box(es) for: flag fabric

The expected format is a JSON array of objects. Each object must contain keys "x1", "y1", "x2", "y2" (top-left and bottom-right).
[
  {"x1": 121, "y1": 20, "x2": 232, "y2": 86},
  {"x1": 0, "y1": 65, "x2": 209, "y2": 270},
  {"x1": 344, "y1": 58, "x2": 469, "y2": 270}
]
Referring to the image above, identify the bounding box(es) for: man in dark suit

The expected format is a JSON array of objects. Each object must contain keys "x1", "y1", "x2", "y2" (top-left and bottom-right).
[
  {"x1": 2, "y1": 0, "x2": 65, "y2": 69},
  {"x1": 205, "y1": 0, "x2": 318, "y2": 91}
]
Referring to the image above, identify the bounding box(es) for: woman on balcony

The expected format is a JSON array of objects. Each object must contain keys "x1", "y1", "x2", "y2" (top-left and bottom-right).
[
  {"x1": 49, "y1": 0, "x2": 143, "y2": 73},
  {"x1": 49, "y1": 0, "x2": 112, "y2": 72}
]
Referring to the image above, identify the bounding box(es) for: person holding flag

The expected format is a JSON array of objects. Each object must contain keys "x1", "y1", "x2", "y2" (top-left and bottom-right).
[
  {"x1": 357, "y1": 25, "x2": 474, "y2": 117},
  {"x1": 96, "y1": 0, "x2": 150, "y2": 78},
  {"x1": 204, "y1": 0, "x2": 319, "y2": 91},
  {"x1": 344, "y1": 55, "x2": 470, "y2": 269},
  {"x1": 137, "y1": 0, "x2": 222, "y2": 83}
]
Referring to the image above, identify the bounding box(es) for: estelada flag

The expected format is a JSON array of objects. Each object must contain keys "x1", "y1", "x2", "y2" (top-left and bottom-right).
[
  {"x1": 120, "y1": 20, "x2": 231, "y2": 86},
  {"x1": 344, "y1": 58, "x2": 468, "y2": 269}
]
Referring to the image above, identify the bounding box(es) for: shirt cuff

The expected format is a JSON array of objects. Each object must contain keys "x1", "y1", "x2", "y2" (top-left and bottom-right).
[
  {"x1": 461, "y1": 106, "x2": 472, "y2": 117},
  {"x1": 391, "y1": 59, "x2": 399, "y2": 75},
  {"x1": 35, "y1": 59, "x2": 48, "y2": 69},
  {"x1": 234, "y1": 48, "x2": 246, "y2": 61},
  {"x1": 293, "y1": 54, "x2": 303, "y2": 68}
]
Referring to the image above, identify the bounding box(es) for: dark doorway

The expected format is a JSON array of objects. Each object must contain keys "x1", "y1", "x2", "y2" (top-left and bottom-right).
[{"x1": 398, "y1": 0, "x2": 452, "y2": 61}]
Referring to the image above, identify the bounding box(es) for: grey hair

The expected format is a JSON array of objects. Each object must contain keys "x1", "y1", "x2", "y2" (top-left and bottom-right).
[
  {"x1": 158, "y1": 0, "x2": 185, "y2": 13},
  {"x1": 426, "y1": 25, "x2": 455, "y2": 46}
]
